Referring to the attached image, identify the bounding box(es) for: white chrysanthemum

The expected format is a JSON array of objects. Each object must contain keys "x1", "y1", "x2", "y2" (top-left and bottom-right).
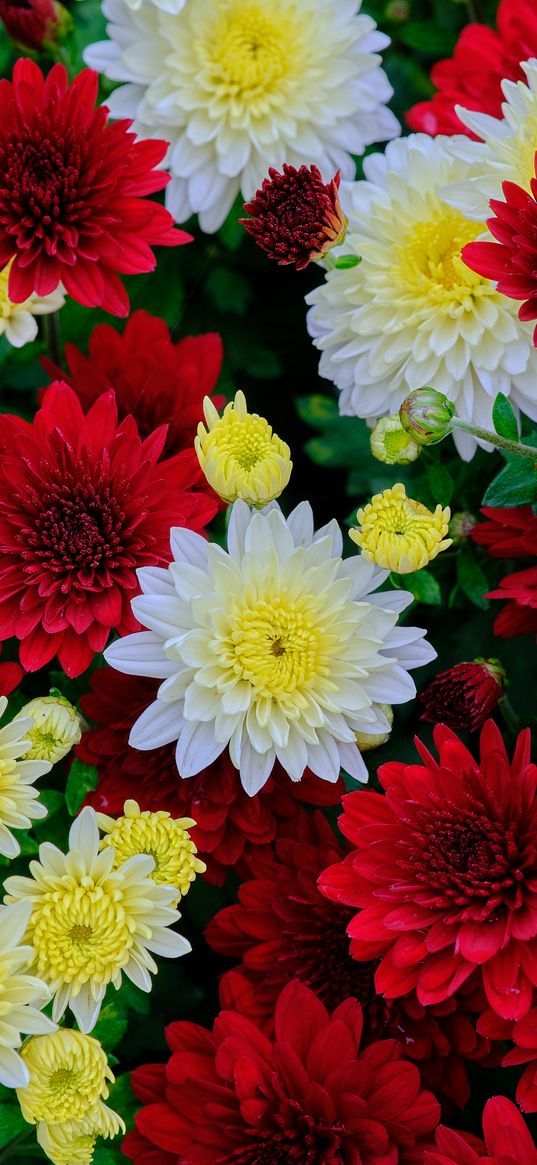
[
  {"x1": 104, "y1": 501, "x2": 435, "y2": 794},
  {"x1": 3, "y1": 807, "x2": 191, "y2": 1033},
  {"x1": 0, "y1": 261, "x2": 64, "y2": 350},
  {"x1": 445, "y1": 58, "x2": 537, "y2": 219},
  {"x1": 0, "y1": 900, "x2": 55, "y2": 1090},
  {"x1": 0, "y1": 696, "x2": 51, "y2": 859},
  {"x1": 306, "y1": 134, "x2": 537, "y2": 460},
  {"x1": 84, "y1": 0, "x2": 400, "y2": 233}
]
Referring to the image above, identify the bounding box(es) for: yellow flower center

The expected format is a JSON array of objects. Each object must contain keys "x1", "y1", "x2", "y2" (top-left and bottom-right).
[
  {"x1": 205, "y1": 3, "x2": 297, "y2": 103},
  {"x1": 221, "y1": 416, "x2": 275, "y2": 470},
  {"x1": 221, "y1": 593, "x2": 329, "y2": 699},
  {"x1": 195, "y1": 391, "x2": 292, "y2": 505},
  {"x1": 350, "y1": 484, "x2": 451, "y2": 574},
  {"x1": 393, "y1": 208, "x2": 490, "y2": 306},
  {"x1": 30, "y1": 882, "x2": 135, "y2": 989},
  {"x1": 18, "y1": 1030, "x2": 111, "y2": 1124},
  {"x1": 100, "y1": 809, "x2": 204, "y2": 900}
]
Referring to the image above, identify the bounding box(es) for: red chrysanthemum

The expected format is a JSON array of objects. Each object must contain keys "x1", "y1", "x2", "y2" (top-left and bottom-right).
[
  {"x1": 207, "y1": 810, "x2": 497, "y2": 1111},
  {"x1": 425, "y1": 1096, "x2": 537, "y2": 1165},
  {"x1": 42, "y1": 310, "x2": 224, "y2": 459},
  {"x1": 79, "y1": 668, "x2": 344, "y2": 884},
  {"x1": 123, "y1": 980, "x2": 440, "y2": 1165},
  {"x1": 420, "y1": 660, "x2": 506, "y2": 731},
  {"x1": 0, "y1": 383, "x2": 217, "y2": 678},
  {"x1": 473, "y1": 507, "x2": 537, "y2": 639},
  {"x1": 241, "y1": 164, "x2": 347, "y2": 270},
  {"x1": 0, "y1": 648, "x2": 22, "y2": 696},
  {"x1": 0, "y1": 0, "x2": 59, "y2": 50},
  {"x1": 320, "y1": 722, "x2": 537, "y2": 1021},
  {"x1": 478, "y1": 1006, "x2": 537, "y2": 1113},
  {"x1": 0, "y1": 59, "x2": 189, "y2": 316},
  {"x1": 406, "y1": 0, "x2": 537, "y2": 136}
]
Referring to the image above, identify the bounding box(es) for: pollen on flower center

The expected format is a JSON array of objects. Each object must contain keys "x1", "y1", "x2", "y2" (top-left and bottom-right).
[
  {"x1": 224, "y1": 596, "x2": 324, "y2": 697},
  {"x1": 31, "y1": 882, "x2": 134, "y2": 987},
  {"x1": 395, "y1": 209, "x2": 488, "y2": 301},
  {"x1": 209, "y1": 5, "x2": 294, "y2": 98}
]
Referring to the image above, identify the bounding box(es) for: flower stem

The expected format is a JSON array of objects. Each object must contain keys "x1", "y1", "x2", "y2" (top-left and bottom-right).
[
  {"x1": 42, "y1": 310, "x2": 63, "y2": 368},
  {"x1": 450, "y1": 418, "x2": 537, "y2": 460}
]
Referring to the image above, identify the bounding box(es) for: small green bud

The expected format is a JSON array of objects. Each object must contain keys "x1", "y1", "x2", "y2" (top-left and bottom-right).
[
  {"x1": 399, "y1": 388, "x2": 456, "y2": 445},
  {"x1": 370, "y1": 415, "x2": 421, "y2": 465}
]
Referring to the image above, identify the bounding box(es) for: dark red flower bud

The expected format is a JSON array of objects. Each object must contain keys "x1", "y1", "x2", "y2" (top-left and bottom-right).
[
  {"x1": 0, "y1": 0, "x2": 64, "y2": 49},
  {"x1": 241, "y1": 163, "x2": 347, "y2": 270},
  {"x1": 420, "y1": 659, "x2": 506, "y2": 731}
]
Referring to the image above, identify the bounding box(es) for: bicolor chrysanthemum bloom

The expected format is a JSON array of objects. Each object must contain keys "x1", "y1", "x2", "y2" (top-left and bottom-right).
[
  {"x1": 3, "y1": 807, "x2": 191, "y2": 1032},
  {"x1": 195, "y1": 391, "x2": 292, "y2": 505},
  {"x1": 104, "y1": 500, "x2": 435, "y2": 793},
  {"x1": 0, "y1": 260, "x2": 64, "y2": 349},
  {"x1": 241, "y1": 165, "x2": 347, "y2": 269},
  {"x1": 0, "y1": 696, "x2": 51, "y2": 858},
  {"x1": 16, "y1": 1029, "x2": 118, "y2": 1125},
  {"x1": 0, "y1": 900, "x2": 55, "y2": 1089},
  {"x1": 14, "y1": 696, "x2": 82, "y2": 764},
  {"x1": 350, "y1": 484, "x2": 451, "y2": 573},
  {"x1": 85, "y1": 0, "x2": 399, "y2": 232},
  {"x1": 370, "y1": 415, "x2": 421, "y2": 464},
  {"x1": 36, "y1": 1108, "x2": 125, "y2": 1165},
  {"x1": 306, "y1": 134, "x2": 537, "y2": 459},
  {"x1": 97, "y1": 799, "x2": 206, "y2": 903}
]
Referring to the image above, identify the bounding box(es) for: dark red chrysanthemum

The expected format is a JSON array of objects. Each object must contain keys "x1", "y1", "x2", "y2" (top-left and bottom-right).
[
  {"x1": 420, "y1": 660, "x2": 506, "y2": 731},
  {"x1": 42, "y1": 310, "x2": 224, "y2": 459},
  {"x1": 320, "y1": 722, "x2": 537, "y2": 1021},
  {"x1": 122, "y1": 980, "x2": 440, "y2": 1165},
  {"x1": 425, "y1": 1096, "x2": 537, "y2": 1165},
  {"x1": 0, "y1": 59, "x2": 189, "y2": 316},
  {"x1": 79, "y1": 668, "x2": 344, "y2": 884},
  {"x1": 472, "y1": 507, "x2": 537, "y2": 639},
  {"x1": 241, "y1": 164, "x2": 347, "y2": 270},
  {"x1": 406, "y1": 0, "x2": 537, "y2": 136},
  {"x1": 0, "y1": 647, "x2": 22, "y2": 696},
  {"x1": 463, "y1": 164, "x2": 537, "y2": 344},
  {"x1": 0, "y1": 383, "x2": 217, "y2": 678},
  {"x1": 479, "y1": 1006, "x2": 537, "y2": 1113},
  {"x1": 0, "y1": 0, "x2": 60, "y2": 49}
]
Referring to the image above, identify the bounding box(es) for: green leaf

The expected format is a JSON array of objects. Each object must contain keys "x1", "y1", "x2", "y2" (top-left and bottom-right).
[
  {"x1": 93, "y1": 1004, "x2": 128, "y2": 1052},
  {"x1": 65, "y1": 759, "x2": 98, "y2": 816},
  {"x1": 39, "y1": 789, "x2": 64, "y2": 817},
  {"x1": 391, "y1": 570, "x2": 442, "y2": 606},
  {"x1": 426, "y1": 463, "x2": 453, "y2": 506},
  {"x1": 399, "y1": 21, "x2": 457, "y2": 54},
  {"x1": 492, "y1": 393, "x2": 519, "y2": 441},
  {"x1": 456, "y1": 551, "x2": 490, "y2": 610},
  {"x1": 482, "y1": 457, "x2": 537, "y2": 507},
  {"x1": 295, "y1": 394, "x2": 339, "y2": 429},
  {"x1": 334, "y1": 255, "x2": 361, "y2": 269},
  {"x1": 0, "y1": 1102, "x2": 28, "y2": 1150}
]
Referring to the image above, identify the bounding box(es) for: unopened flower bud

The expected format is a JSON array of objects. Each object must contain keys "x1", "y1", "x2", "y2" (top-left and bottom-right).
[
  {"x1": 449, "y1": 511, "x2": 477, "y2": 545},
  {"x1": 420, "y1": 659, "x2": 506, "y2": 732},
  {"x1": 355, "y1": 704, "x2": 393, "y2": 751},
  {"x1": 15, "y1": 694, "x2": 83, "y2": 763},
  {"x1": 195, "y1": 390, "x2": 292, "y2": 506},
  {"x1": 241, "y1": 164, "x2": 347, "y2": 271},
  {"x1": 399, "y1": 389, "x2": 456, "y2": 445},
  {"x1": 385, "y1": 0, "x2": 410, "y2": 20},
  {"x1": 370, "y1": 415, "x2": 421, "y2": 465},
  {"x1": 0, "y1": 0, "x2": 69, "y2": 50}
]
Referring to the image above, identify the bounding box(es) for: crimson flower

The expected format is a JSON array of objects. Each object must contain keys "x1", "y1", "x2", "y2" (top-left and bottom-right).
[
  {"x1": 123, "y1": 980, "x2": 440, "y2": 1165},
  {"x1": 479, "y1": 1006, "x2": 537, "y2": 1113},
  {"x1": 0, "y1": 0, "x2": 60, "y2": 49},
  {"x1": 406, "y1": 0, "x2": 537, "y2": 136},
  {"x1": 420, "y1": 660, "x2": 506, "y2": 731},
  {"x1": 425, "y1": 1097, "x2": 537, "y2": 1165},
  {"x1": 241, "y1": 164, "x2": 347, "y2": 270},
  {"x1": 79, "y1": 669, "x2": 344, "y2": 884},
  {"x1": 0, "y1": 383, "x2": 217, "y2": 678},
  {"x1": 0, "y1": 648, "x2": 22, "y2": 696},
  {"x1": 42, "y1": 311, "x2": 224, "y2": 459},
  {"x1": 320, "y1": 722, "x2": 537, "y2": 1021},
  {"x1": 0, "y1": 59, "x2": 189, "y2": 316},
  {"x1": 473, "y1": 507, "x2": 537, "y2": 638}
]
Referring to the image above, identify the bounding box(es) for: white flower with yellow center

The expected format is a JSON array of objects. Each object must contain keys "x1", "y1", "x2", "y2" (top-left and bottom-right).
[
  {"x1": 3, "y1": 807, "x2": 191, "y2": 1033},
  {"x1": 37, "y1": 1107, "x2": 125, "y2": 1165},
  {"x1": 0, "y1": 696, "x2": 51, "y2": 859},
  {"x1": 85, "y1": 0, "x2": 399, "y2": 232},
  {"x1": 0, "y1": 900, "x2": 56, "y2": 1090},
  {"x1": 97, "y1": 798, "x2": 206, "y2": 904},
  {"x1": 0, "y1": 261, "x2": 64, "y2": 349},
  {"x1": 104, "y1": 500, "x2": 435, "y2": 794},
  {"x1": 16, "y1": 1029, "x2": 118, "y2": 1127},
  {"x1": 306, "y1": 134, "x2": 537, "y2": 460}
]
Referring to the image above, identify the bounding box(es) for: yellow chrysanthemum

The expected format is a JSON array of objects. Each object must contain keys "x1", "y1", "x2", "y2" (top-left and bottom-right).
[
  {"x1": 0, "y1": 260, "x2": 64, "y2": 349},
  {"x1": 97, "y1": 799, "x2": 206, "y2": 904},
  {"x1": 15, "y1": 695, "x2": 83, "y2": 764},
  {"x1": 17, "y1": 1029, "x2": 114, "y2": 1125},
  {"x1": 4, "y1": 807, "x2": 191, "y2": 1032},
  {"x1": 37, "y1": 1108, "x2": 125, "y2": 1165},
  {"x1": 195, "y1": 390, "x2": 292, "y2": 505},
  {"x1": 0, "y1": 696, "x2": 51, "y2": 859},
  {"x1": 370, "y1": 416, "x2": 421, "y2": 465},
  {"x1": 350, "y1": 484, "x2": 451, "y2": 574}
]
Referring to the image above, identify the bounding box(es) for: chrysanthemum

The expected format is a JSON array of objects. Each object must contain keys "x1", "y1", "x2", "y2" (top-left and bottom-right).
[
  {"x1": 0, "y1": 696, "x2": 51, "y2": 858},
  {"x1": 3, "y1": 807, "x2": 191, "y2": 1032},
  {"x1": 406, "y1": 0, "x2": 537, "y2": 136},
  {"x1": 241, "y1": 165, "x2": 347, "y2": 269},
  {"x1": 350, "y1": 484, "x2": 451, "y2": 573},
  {"x1": 97, "y1": 799, "x2": 206, "y2": 902},
  {"x1": 122, "y1": 980, "x2": 440, "y2": 1165},
  {"x1": 420, "y1": 660, "x2": 506, "y2": 731},
  {"x1": 84, "y1": 0, "x2": 400, "y2": 233},
  {"x1": 16, "y1": 1028, "x2": 117, "y2": 1125},
  {"x1": 0, "y1": 0, "x2": 62, "y2": 51},
  {"x1": 78, "y1": 669, "x2": 345, "y2": 885},
  {"x1": 194, "y1": 390, "x2": 292, "y2": 505},
  {"x1": 42, "y1": 310, "x2": 224, "y2": 460},
  {"x1": 0, "y1": 59, "x2": 188, "y2": 316},
  {"x1": 0, "y1": 900, "x2": 56, "y2": 1089},
  {"x1": 0, "y1": 261, "x2": 64, "y2": 349},
  {"x1": 370, "y1": 415, "x2": 421, "y2": 465},
  {"x1": 37, "y1": 1108, "x2": 125, "y2": 1165},
  {"x1": 15, "y1": 695, "x2": 82, "y2": 763},
  {"x1": 479, "y1": 1006, "x2": 537, "y2": 1113},
  {"x1": 320, "y1": 722, "x2": 537, "y2": 1021},
  {"x1": 426, "y1": 1097, "x2": 537, "y2": 1165},
  {"x1": 0, "y1": 382, "x2": 218, "y2": 678},
  {"x1": 472, "y1": 506, "x2": 537, "y2": 639},
  {"x1": 104, "y1": 500, "x2": 435, "y2": 793},
  {"x1": 306, "y1": 134, "x2": 537, "y2": 460}
]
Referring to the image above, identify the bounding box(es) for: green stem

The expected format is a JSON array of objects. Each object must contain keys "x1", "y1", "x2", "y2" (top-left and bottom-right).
[
  {"x1": 42, "y1": 310, "x2": 63, "y2": 368},
  {"x1": 450, "y1": 418, "x2": 537, "y2": 460}
]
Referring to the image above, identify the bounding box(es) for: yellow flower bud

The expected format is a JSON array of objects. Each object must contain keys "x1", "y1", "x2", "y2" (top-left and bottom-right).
[
  {"x1": 97, "y1": 799, "x2": 206, "y2": 905},
  {"x1": 350, "y1": 483, "x2": 452, "y2": 573},
  {"x1": 370, "y1": 415, "x2": 421, "y2": 465},
  {"x1": 194, "y1": 390, "x2": 292, "y2": 505},
  {"x1": 15, "y1": 694, "x2": 83, "y2": 763},
  {"x1": 355, "y1": 704, "x2": 394, "y2": 751}
]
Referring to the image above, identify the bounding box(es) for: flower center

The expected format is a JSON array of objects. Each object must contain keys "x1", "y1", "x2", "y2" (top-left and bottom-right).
[
  {"x1": 23, "y1": 471, "x2": 125, "y2": 578},
  {"x1": 223, "y1": 595, "x2": 325, "y2": 699},
  {"x1": 220, "y1": 1101, "x2": 348, "y2": 1165},
  {"x1": 394, "y1": 208, "x2": 489, "y2": 305},
  {"x1": 278, "y1": 901, "x2": 375, "y2": 1013},
  {"x1": 208, "y1": 4, "x2": 293, "y2": 98},
  {"x1": 5, "y1": 131, "x2": 82, "y2": 244},
  {"x1": 49, "y1": 1067, "x2": 76, "y2": 1093},
  {"x1": 31, "y1": 882, "x2": 135, "y2": 987}
]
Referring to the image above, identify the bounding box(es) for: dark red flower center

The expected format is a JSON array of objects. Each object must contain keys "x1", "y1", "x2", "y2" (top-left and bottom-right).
[
  {"x1": 221, "y1": 1097, "x2": 347, "y2": 1164},
  {"x1": 20, "y1": 471, "x2": 127, "y2": 585},
  {"x1": 5, "y1": 129, "x2": 84, "y2": 248},
  {"x1": 274, "y1": 901, "x2": 370, "y2": 1012}
]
